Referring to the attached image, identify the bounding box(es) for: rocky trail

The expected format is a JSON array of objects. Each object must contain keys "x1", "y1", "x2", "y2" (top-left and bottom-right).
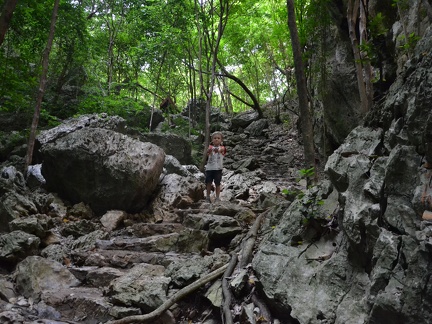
[{"x1": 0, "y1": 114, "x2": 308, "y2": 324}]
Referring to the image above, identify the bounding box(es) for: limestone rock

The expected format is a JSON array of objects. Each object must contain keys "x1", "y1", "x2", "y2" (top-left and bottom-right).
[{"x1": 40, "y1": 127, "x2": 165, "y2": 214}]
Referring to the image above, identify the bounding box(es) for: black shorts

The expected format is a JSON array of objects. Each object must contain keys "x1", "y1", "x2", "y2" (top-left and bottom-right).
[{"x1": 205, "y1": 170, "x2": 223, "y2": 185}]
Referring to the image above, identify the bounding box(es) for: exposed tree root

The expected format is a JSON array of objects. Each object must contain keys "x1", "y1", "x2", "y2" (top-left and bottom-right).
[
  {"x1": 238, "y1": 210, "x2": 266, "y2": 269},
  {"x1": 107, "y1": 263, "x2": 228, "y2": 324},
  {"x1": 221, "y1": 253, "x2": 238, "y2": 324}
]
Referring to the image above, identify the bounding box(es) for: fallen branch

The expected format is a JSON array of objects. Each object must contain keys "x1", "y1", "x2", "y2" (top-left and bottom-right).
[
  {"x1": 238, "y1": 210, "x2": 267, "y2": 269},
  {"x1": 107, "y1": 263, "x2": 228, "y2": 324},
  {"x1": 221, "y1": 253, "x2": 238, "y2": 324}
]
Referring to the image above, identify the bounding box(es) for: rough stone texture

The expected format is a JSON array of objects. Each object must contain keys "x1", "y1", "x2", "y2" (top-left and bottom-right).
[
  {"x1": 151, "y1": 173, "x2": 205, "y2": 221},
  {"x1": 15, "y1": 256, "x2": 80, "y2": 302},
  {"x1": 35, "y1": 113, "x2": 127, "y2": 148},
  {"x1": 230, "y1": 110, "x2": 260, "y2": 129},
  {"x1": 254, "y1": 120, "x2": 432, "y2": 324},
  {"x1": 244, "y1": 118, "x2": 269, "y2": 136},
  {"x1": 40, "y1": 127, "x2": 165, "y2": 214},
  {"x1": 0, "y1": 231, "x2": 40, "y2": 265},
  {"x1": 106, "y1": 263, "x2": 170, "y2": 313},
  {"x1": 138, "y1": 132, "x2": 193, "y2": 165},
  {"x1": 254, "y1": 26, "x2": 432, "y2": 319}
]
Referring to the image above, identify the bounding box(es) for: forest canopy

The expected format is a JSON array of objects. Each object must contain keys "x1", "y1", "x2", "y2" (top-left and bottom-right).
[{"x1": 0, "y1": 0, "x2": 330, "y2": 128}]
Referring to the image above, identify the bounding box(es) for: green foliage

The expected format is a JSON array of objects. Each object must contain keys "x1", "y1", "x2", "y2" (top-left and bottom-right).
[
  {"x1": 369, "y1": 13, "x2": 387, "y2": 38},
  {"x1": 399, "y1": 32, "x2": 420, "y2": 53},
  {"x1": 392, "y1": 0, "x2": 410, "y2": 11},
  {"x1": 0, "y1": 0, "x2": 54, "y2": 113},
  {"x1": 39, "y1": 109, "x2": 61, "y2": 128},
  {"x1": 298, "y1": 189, "x2": 325, "y2": 222},
  {"x1": 77, "y1": 95, "x2": 143, "y2": 118},
  {"x1": 0, "y1": 0, "x2": 335, "y2": 126},
  {"x1": 298, "y1": 166, "x2": 315, "y2": 180}
]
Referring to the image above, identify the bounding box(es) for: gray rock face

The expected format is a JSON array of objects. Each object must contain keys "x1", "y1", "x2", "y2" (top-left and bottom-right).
[
  {"x1": 40, "y1": 127, "x2": 165, "y2": 214},
  {"x1": 0, "y1": 231, "x2": 40, "y2": 265},
  {"x1": 251, "y1": 22, "x2": 432, "y2": 321},
  {"x1": 254, "y1": 127, "x2": 432, "y2": 323},
  {"x1": 244, "y1": 118, "x2": 269, "y2": 136},
  {"x1": 138, "y1": 132, "x2": 193, "y2": 165},
  {"x1": 15, "y1": 256, "x2": 80, "y2": 301},
  {"x1": 230, "y1": 110, "x2": 260, "y2": 129},
  {"x1": 106, "y1": 263, "x2": 170, "y2": 312},
  {"x1": 36, "y1": 113, "x2": 127, "y2": 148}
]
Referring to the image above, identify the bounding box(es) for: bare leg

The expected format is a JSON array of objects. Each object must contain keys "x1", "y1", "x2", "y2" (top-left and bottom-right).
[
  {"x1": 215, "y1": 185, "x2": 221, "y2": 198},
  {"x1": 206, "y1": 183, "x2": 212, "y2": 198}
]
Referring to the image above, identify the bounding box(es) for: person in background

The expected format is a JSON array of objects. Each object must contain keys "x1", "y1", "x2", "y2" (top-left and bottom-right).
[{"x1": 205, "y1": 132, "x2": 226, "y2": 203}]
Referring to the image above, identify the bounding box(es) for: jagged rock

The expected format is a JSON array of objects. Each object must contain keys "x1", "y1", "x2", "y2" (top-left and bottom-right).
[
  {"x1": 0, "y1": 278, "x2": 16, "y2": 301},
  {"x1": 229, "y1": 269, "x2": 248, "y2": 298},
  {"x1": 152, "y1": 173, "x2": 205, "y2": 219},
  {"x1": 163, "y1": 154, "x2": 192, "y2": 177},
  {"x1": 47, "y1": 195, "x2": 68, "y2": 219},
  {"x1": 96, "y1": 229, "x2": 209, "y2": 254},
  {"x1": 138, "y1": 132, "x2": 193, "y2": 165},
  {"x1": 230, "y1": 110, "x2": 260, "y2": 129},
  {"x1": 0, "y1": 192, "x2": 38, "y2": 232},
  {"x1": 126, "y1": 222, "x2": 184, "y2": 238},
  {"x1": 39, "y1": 127, "x2": 165, "y2": 214},
  {"x1": 70, "y1": 230, "x2": 109, "y2": 250},
  {"x1": 42, "y1": 286, "x2": 113, "y2": 323},
  {"x1": 106, "y1": 263, "x2": 170, "y2": 312},
  {"x1": 100, "y1": 210, "x2": 126, "y2": 232},
  {"x1": 204, "y1": 279, "x2": 223, "y2": 308},
  {"x1": 0, "y1": 231, "x2": 40, "y2": 265},
  {"x1": 183, "y1": 164, "x2": 205, "y2": 182},
  {"x1": 9, "y1": 214, "x2": 53, "y2": 238},
  {"x1": 26, "y1": 164, "x2": 46, "y2": 189},
  {"x1": 109, "y1": 305, "x2": 142, "y2": 319},
  {"x1": 0, "y1": 309, "x2": 27, "y2": 323},
  {"x1": 15, "y1": 256, "x2": 80, "y2": 302},
  {"x1": 35, "y1": 113, "x2": 127, "y2": 149},
  {"x1": 40, "y1": 243, "x2": 69, "y2": 264},
  {"x1": 166, "y1": 250, "x2": 230, "y2": 288},
  {"x1": 68, "y1": 202, "x2": 94, "y2": 220},
  {"x1": 61, "y1": 219, "x2": 98, "y2": 238},
  {"x1": 85, "y1": 266, "x2": 126, "y2": 288},
  {"x1": 183, "y1": 213, "x2": 242, "y2": 249},
  {"x1": 222, "y1": 170, "x2": 263, "y2": 201},
  {"x1": 231, "y1": 157, "x2": 260, "y2": 171},
  {"x1": 244, "y1": 118, "x2": 269, "y2": 137}
]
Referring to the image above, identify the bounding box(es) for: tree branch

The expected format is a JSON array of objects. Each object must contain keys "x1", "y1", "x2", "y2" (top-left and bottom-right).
[
  {"x1": 107, "y1": 263, "x2": 228, "y2": 324},
  {"x1": 221, "y1": 254, "x2": 238, "y2": 324}
]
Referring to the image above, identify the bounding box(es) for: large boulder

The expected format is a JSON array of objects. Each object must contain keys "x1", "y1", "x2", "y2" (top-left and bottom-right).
[
  {"x1": 138, "y1": 132, "x2": 193, "y2": 165},
  {"x1": 230, "y1": 110, "x2": 260, "y2": 130},
  {"x1": 36, "y1": 113, "x2": 127, "y2": 147},
  {"x1": 140, "y1": 133, "x2": 192, "y2": 164},
  {"x1": 39, "y1": 127, "x2": 165, "y2": 214},
  {"x1": 14, "y1": 256, "x2": 80, "y2": 302}
]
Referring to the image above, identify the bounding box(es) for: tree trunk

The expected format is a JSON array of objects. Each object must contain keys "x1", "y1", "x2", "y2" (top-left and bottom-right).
[
  {"x1": 347, "y1": 0, "x2": 372, "y2": 115},
  {"x1": 286, "y1": 0, "x2": 316, "y2": 180},
  {"x1": 359, "y1": 1, "x2": 373, "y2": 112},
  {"x1": 0, "y1": 0, "x2": 18, "y2": 46},
  {"x1": 24, "y1": 0, "x2": 60, "y2": 173},
  {"x1": 217, "y1": 60, "x2": 264, "y2": 118},
  {"x1": 200, "y1": 0, "x2": 229, "y2": 171}
]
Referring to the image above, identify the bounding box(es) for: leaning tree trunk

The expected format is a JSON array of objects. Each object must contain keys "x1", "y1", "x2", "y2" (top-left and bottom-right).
[
  {"x1": 286, "y1": 0, "x2": 316, "y2": 182},
  {"x1": 24, "y1": 0, "x2": 60, "y2": 173},
  {"x1": 347, "y1": 0, "x2": 372, "y2": 116}
]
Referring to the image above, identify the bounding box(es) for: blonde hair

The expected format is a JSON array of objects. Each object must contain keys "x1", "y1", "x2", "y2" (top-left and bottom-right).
[{"x1": 211, "y1": 131, "x2": 224, "y2": 140}]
